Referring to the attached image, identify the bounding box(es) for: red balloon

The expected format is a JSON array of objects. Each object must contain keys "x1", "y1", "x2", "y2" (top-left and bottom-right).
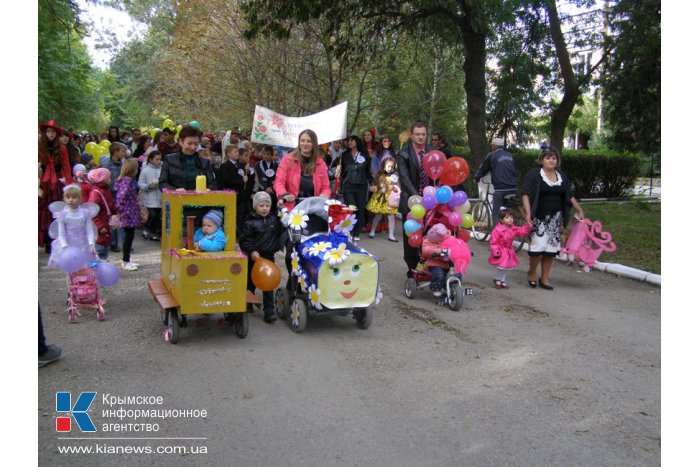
[
  {"x1": 251, "y1": 258, "x2": 281, "y2": 291},
  {"x1": 423, "y1": 150, "x2": 447, "y2": 180},
  {"x1": 408, "y1": 231, "x2": 423, "y2": 248},
  {"x1": 439, "y1": 157, "x2": 470, "y2": 186}
]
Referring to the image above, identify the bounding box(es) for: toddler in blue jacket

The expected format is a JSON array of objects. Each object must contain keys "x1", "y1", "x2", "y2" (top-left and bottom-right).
[{"x1": 194, "y1": 209, "x2": 227, "y2": 252}]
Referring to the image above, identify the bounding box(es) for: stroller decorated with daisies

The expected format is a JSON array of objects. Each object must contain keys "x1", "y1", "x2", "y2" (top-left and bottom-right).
[{"x1": 275, "y1": 197, "x2": 381, "y2": 333}]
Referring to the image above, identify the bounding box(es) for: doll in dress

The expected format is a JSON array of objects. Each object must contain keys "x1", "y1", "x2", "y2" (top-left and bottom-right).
[{"x1": 47, "y1": 184, "x2": 99, "y2": 270}]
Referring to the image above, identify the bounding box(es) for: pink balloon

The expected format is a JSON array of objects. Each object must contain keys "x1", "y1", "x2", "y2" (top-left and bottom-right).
[
  {"x1": 424, "y1": 150, "x2": 447, "y2": 180},
  {"x1": 448, "y1": 211, "x2": 463, "y2": 227},
  {"x1": 423, "y1": 186, "x2": 436, "y2": 197}
]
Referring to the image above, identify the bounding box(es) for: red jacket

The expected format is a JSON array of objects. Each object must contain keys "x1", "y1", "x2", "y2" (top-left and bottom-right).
[
  {"x1": 274, "y1": 153, "x2": 331, "y2": 211},
  {"x1": 89, "y1": 184, "x2": 117, "y2": 245}
]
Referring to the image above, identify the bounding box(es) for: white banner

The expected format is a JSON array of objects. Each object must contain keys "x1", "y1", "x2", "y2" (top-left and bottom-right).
[{"x1": 250, "y1": 102, "x2": 348, "y2": 147}]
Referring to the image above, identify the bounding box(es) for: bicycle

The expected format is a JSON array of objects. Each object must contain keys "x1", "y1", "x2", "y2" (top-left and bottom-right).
[{"x1": 470, "y1": 182, "x2": 528, "y2": 252}]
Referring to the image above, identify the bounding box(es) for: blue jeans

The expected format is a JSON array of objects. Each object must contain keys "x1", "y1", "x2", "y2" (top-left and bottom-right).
[
  {"x1": 95, "y1": 244, "x2": 109, "y2": 260},
  {"x1": 429, "y1": 266, "x2": 447, "y2": 291}
]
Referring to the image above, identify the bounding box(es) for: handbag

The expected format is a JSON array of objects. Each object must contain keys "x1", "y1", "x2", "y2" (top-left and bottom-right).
[{"x1": 96, "y1": 189, "x2": 121, "y2": 229}]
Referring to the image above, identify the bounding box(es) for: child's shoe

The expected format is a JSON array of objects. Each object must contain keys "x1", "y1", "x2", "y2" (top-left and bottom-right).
[
  {"x1": 263, "y1": 309, "x2": 277, "y2": 323},
  {"x1": 122, "y1": 261, "x2": 138, "y2": 271}
]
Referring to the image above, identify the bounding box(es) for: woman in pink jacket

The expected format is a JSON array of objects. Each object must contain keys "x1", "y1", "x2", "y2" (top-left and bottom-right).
[
  {"x1": 274, "y1": 129, "x2": 331, "y2": 212},
  {"x1": 489, "y1": 208, "x2": 531, "y2": 289}
]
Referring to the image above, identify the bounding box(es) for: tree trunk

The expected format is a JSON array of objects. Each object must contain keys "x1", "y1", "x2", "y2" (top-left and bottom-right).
[
  {"x1": 461, "y1": 27, "x2": 488, "y2": 167},
  {"x1": 427, "y1": 55, "x2": 440, "y2": 136}
]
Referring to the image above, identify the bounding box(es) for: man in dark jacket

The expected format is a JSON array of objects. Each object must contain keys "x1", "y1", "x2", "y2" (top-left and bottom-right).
[
  {"x1": 474, "y1": 137, "x2": 518, "y2": 226},
  {"x1": 397, "y1": 121, "x2": 436, "y2": 276},
  {"x1": 159, "y1": 125, "x2": 216, "y2": 191}
]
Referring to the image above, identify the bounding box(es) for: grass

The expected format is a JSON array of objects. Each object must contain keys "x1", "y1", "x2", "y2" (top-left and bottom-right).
[{"x1": 576, "y1": 201, "x2": 660, "y2": 274}]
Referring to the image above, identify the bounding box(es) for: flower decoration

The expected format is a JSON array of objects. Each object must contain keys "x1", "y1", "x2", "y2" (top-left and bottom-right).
[
  {"x1": 298, "y1": 271, "x2": 308, "y2": 292},
  {"x1": 279, "y1": 207, "x2": 289, "y2": 224},
  {"x1": 288, "y1": 209, "x2": 309, "y2": 231},
  {"x1": 308, "y1": 241, "x2": 332, "y2": 257},
  {"x1": 333, "y1": 213, "x2": 357, "y2": 234},
  {"x1": 270, "y1": 113, "x2": 285, "y2": 129},
  {"x1": 290, "y1": 251, "x2": 300, "y2": 276},
  {"x1": 291, "y1": 300, "x2": 301, "y2": 327},
  {"x1": 324, "y1": 199, "x2": 342, "y2": 211},
  {"x1": 323, "y1": 243, "x2": 350, "y2": 265},
  {"x1": 301, "y1": 246, "x2": 310, "y2": 256},
  {"x1": 308, "y1": 284, "x2": 322, "y2": 310}
]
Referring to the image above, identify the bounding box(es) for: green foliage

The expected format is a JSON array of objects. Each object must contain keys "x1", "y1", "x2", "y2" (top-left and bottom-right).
[
  {"x1": 604, "y1": 0, "x2": 660, "y2": 160},
  {"x1": 510, "y1": 148, "x2": 642, "y2": 198},
  {"x1": 38, "y1": 0, "x2": 104, "y2": 130}
]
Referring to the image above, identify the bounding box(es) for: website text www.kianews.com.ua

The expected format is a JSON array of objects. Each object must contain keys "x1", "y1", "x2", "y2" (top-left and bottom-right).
[{"x1": 58, "y1": 444, "x2": 207, "y2": 455}]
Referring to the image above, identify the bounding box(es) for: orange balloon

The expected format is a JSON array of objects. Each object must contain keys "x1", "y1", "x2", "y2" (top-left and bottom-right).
[{"x1": 251, "y1": 258, "x2": 281, "y2": 291}]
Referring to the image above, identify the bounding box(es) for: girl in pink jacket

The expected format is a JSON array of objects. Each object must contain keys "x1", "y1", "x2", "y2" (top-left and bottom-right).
[{"x1": 489, "y1": 208, "x2": 531, "y2": 289}]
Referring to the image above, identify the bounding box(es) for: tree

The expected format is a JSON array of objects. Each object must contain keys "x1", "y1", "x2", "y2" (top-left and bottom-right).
[
  {"x1": 241, "y1": 0, "x2": 504, "y2": 165},
  {"x1": 603, "y1": 0, "x2": 660, "y2": 161}
]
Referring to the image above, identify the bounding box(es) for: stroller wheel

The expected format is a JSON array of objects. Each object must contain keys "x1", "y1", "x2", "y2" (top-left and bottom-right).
[
  {"x1": 275, "y1": 288, "x2": 290, "y2": 320},
  {"x1": 96, "y1": 309, "x2": 105, "y2": 321},
  {"x1": 354, "y1": 306, "x2": 373, "y2": 329},
  {"x1": 234, "y1": 313, "x2": 249, "y2": 338},
  {"x1": 289, "y1": 299, "x2": 307, "y2": 333},
  {"x1": 404, "y1": 278, "x2": 418, "y2": 299},
  {"x1": 167, "y1": 308, "x2": 180, "y2": 344},
  {"x1": 446, "y1": 277, "x2": 464, "y2": 311}
]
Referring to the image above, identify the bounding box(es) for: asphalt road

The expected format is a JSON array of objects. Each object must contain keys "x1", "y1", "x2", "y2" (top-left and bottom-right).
[{"x1": 38, "y1": 231, "x2": 660, "y2": 466}]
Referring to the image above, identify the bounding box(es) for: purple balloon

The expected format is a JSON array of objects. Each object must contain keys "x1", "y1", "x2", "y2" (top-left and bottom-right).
[
  {"x1": 96, "y1": 262, "x2": 120, "y2": 286},
  {"x1": 58, "y1": 246, "x2": 89, "y2": 273},
  {"x1": 423, "y1": 186, "x2": 436, "y2": 197},
  {"x1": 422, "y1": 194, "x2": 437, "y2": 210},
  {"x1": 448, "y1": 211, "x2": 463, "y2": 227},
  {"x1": 449, "y1": 190, "x2": 468, "y2": 208}
]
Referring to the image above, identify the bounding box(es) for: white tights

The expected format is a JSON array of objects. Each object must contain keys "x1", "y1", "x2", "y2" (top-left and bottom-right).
[{"x1": 370, "y1": 215, "x2": 396, "y2": 237}]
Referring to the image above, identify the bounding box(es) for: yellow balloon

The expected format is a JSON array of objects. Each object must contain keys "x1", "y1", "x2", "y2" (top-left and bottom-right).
[
  {"x1": 150, "y1": 128, "x2": 157, "y2": 139},
  {"x1": 96, "y1": 146, "x2": 109, "y2": 157},
  {"x1": 162, "y1": 118, "x2": 174, "y2": 129},
  {"x1": 99, "y1": 140, "x2": 111, "y2": 149},
  {"x1": 85, "y1": 142, "x2": 98, "y2": 156},
  {"x1": 410, "y1": 204, "x2": 426, "y2": 219},
  {"x1": 461, "y1": 213, "x2": 475, "y2": 229}
]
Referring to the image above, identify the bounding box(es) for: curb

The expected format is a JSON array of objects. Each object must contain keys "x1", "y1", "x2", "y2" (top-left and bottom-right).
[{"x1": 519, "y1": 242, "x2": 661, "y2": 286}]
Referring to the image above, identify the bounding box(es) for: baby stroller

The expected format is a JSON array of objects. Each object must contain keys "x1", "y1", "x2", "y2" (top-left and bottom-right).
[
  {"x1": 67, "y1": 261, "x2": 105, "y2": 323},
  {"x1": 275, "y1": 197, "x2": 380, "y2": 333},
  {"x1": 404, "y1": 207, "x2": 474, "y2": 311}
]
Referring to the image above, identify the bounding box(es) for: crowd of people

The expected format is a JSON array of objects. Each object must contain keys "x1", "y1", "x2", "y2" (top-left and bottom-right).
[{"x1": 38, "y1": 118, "x2": 584, "y2": 356}]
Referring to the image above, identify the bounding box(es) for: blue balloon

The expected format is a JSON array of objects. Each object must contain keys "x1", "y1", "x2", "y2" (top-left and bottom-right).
[
  {"x1": 96, "y1": 262, "x2": 120, "y2": 286},
  {"x1": 436, "y1": 186, "x2": 453, "y2": 204},
  {"x1": 403, "y1": 219, "x2": 421, "y2": 235},
  {"x1": 58, "y1": 246, "x2": 89, "y2": 273},
  {"x1": 422, "y1": 194, "x2": 438, "y2": 210}
]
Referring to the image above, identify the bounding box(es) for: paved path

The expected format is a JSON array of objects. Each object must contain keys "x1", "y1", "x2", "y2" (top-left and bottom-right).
[{"x1": 38, "y1": 233, "x2": 660, "y2": 466}]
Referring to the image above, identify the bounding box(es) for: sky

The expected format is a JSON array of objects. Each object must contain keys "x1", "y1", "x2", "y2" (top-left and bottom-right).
[{"x1": 76, "y1": 0, "x2": 146, "y2": 70}]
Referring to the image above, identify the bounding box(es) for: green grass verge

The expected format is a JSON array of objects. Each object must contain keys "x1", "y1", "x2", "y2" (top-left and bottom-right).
[{"x1": 577, "y1": 201, "x2": 660, "y2": 274}]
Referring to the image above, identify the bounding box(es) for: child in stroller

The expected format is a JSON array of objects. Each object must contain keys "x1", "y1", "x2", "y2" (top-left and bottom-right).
[{"x1": 276, "y1": 197, "x2": 381, "y2": 332}]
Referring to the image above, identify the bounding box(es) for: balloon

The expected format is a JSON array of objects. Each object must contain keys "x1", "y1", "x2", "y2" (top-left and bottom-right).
[
  {"x1": 448, "y1": 211, "x2": 463, "y2": 227},
  {"x1": 189, "y1": 121, "x2": 201, "y2": 130},
  {"x1": 440, "y1": 157, "x2": 470, "y2": 186},
  {"x1": 456, "y1": 201, "x2": 471, "y2": 214},
  {"x1": 408, "y1": 231, "x2": 423, "y2": 248},
  {"x1": 461, "y1": 213, "x2": 475, "y2": 229},
  {"x1": 251, "y1": 258, "x2": 281, "y2": 291},
  {"x1": 99, "y1": 140, "x2": 111, "y2": 149},
  {"x1": 410, "y1": 204, "x2": 426, "y2": 219},
  {"x1": 407, "y1": 195, "x2": 423, "y2": 208},
  {"x1": 436, "y1": 186, "x2": 453, "y2": 204},
  {"x1": 449, "y1": 190, "x2": 467, "y2": 208},
  {"x1": 403, "y1": 219, "x2": 421, "y2": 235},
  {"x1": 150, "y1": 128, "x2": 158, "y2": 139},
  {"x1": 85, "y1": 142, "x2": 98, "y2": 155},
  {"x1": 95, "y1": 146, "x2": 109, "y2": 157},
  {"x1": 162, "y1": 118, "x2": 174, "y2": 130},
  {"x1": 424, "y1": 150, "x2": 447, "y2": 180},
  {"x1": 456, "y1": 229, "x2": 470, "y2": 243},
  {"x1": 422, "y1": 194, "x2": 437, "y2": 210},
  {"x1": 423, "y1": 186, "x2": 436, "y2": 197},
  {"x1": 96, "y1": 262, "x2": 120, "y2": 286},
  {"x1": 58, "y1": 246, "x2": 89, "y2": 273}
]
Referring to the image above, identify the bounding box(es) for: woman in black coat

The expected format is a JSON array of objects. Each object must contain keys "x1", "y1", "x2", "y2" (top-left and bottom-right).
[{"x1": 337, "y1": 135, "x2": 372, "y2": 241}]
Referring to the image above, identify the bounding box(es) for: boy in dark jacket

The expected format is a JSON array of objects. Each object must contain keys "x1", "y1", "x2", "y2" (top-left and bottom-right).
[{"x1": 239, "y1": 191, "x2": 283, "y2": 322}]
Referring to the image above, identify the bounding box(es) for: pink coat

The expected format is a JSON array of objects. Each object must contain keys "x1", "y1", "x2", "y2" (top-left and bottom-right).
[
  {"x1": 421, "y1": 237, "x2": 451, "y2": 270},
  {"x1": 489, "y1": 223, "x2": 531, "y2": 269},
  {"x1": 274, "y1": 153, "x2": 331, "y2": 212}
]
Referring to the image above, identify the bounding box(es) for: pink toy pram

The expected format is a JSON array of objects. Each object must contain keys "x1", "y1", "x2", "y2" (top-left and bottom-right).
[
  {"x1": 67, "y1": 263, "x2": 105, "y2": 323},
  {"x1": 562, "y1": 217, "x2": 617, "y2": 272}
]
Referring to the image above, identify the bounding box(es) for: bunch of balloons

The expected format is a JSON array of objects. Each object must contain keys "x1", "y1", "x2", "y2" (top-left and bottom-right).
[
  {"x1": 402, "y1": 150, "x2": 474, "y2": 247},
  {"x1": 85, "y1": 139, "x2": 112, "y2": 165},
  {"x1": 57, "y1": 247, "x2": 120, "y2": 286}
]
